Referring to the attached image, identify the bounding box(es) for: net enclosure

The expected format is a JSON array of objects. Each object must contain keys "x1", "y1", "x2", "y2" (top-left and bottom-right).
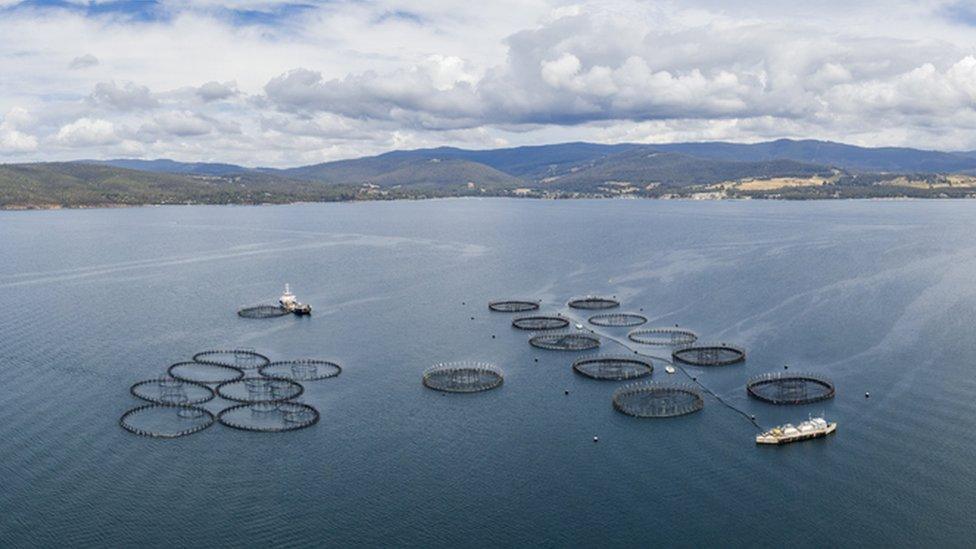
[
  {"x1": 422, "y1": 361, "x2": 504, "y2": 393},
  {"x1": 119, "y1": 404, "x2": 215, "y2": 438},
  {"x1": 130, "y1": 377, "x2": 214, "y2": 405},
  {"x1": 529, "y1": 332, "x2": 601, "y2": 351},
  {"x1": 259, "y1": 359, "x2": 342, "y2": 381},
  {"x1": 588, "y1": 313, "x2": 647, "y2": 327},
  {"x1": 672, "y1": 343, "x2": 746, "y2": 366},
  {"x1": 612, "y1": 382, "x2": 704, "y2": 418},
  {"x1": 573, "y1": 355, "x2": 653, "y2": 380},
  {"x1": 168, "y1": 360, "x2": 243, "y2": 385},
  {"x1": 218, "y1": 402, "x2": 320, "y2": 432},
  {"x1": 512, "y1": 315, "x2": 570, "y2": 331},
  {"x1": 628, "y1": 327, "x2": 698, "y2": 346},
  {"x1": 746, "y1": 372, "x2": 835, "y2": 405},
  {"x1": 568, "y1": 296, "x2": 620, "y2": 310},
  {"x1": 193, "y1": 349, "x2": 270, "y2": 370},
  {"x1": 216, "y1": 377, "x2": 304, "y2": 404},
  {"x1": 237, "y1": 305, "x2": 290, "y2": 319},
  {"x1": 488, "y1": 300, "x2": 540, "y2": 313}
]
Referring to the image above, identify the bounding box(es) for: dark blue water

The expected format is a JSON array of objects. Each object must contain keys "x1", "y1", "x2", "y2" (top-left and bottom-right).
[{"x1": 1, "y1": 199, "x2": 975, "y2": 547}]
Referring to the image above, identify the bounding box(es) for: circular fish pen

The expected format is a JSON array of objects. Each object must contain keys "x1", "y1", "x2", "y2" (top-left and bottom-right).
[
  {"x1": 488, "y1": 300, "x2": 540, "y2": 313},
  {"x1": 588, "y1": 313, "x2": 647, "y2": 327},
  {"x1": 130, "y1": 377, "x2": 214, "y2": 405},
  {"x1": 216, "y1": 377, "x2": 304, "y2": 404},
  {"x1": 512, "y1": 315, "x2": 570, "y2": 331},
  {"x1": 672, "y1": 344, "x2": 745, "y2": 366},
  {"x1": 259, "y1": 359, "x2": 342, "y2": 382},
  {"x1": 746, "y1": 372, "x2": 835, "y2": 405},
  {"x1": 568, "y1": 296, "x2": 620, "y2": 310},
  {"x1": 422, "y1": 361, "x2": 504, "y2": 393},
  {"x1": 628, "y1": 327, "x2": 699, "y2": 346},
  {"x1": 217, "y1": 402, "x2": 320, "y2": 433},
  {"x1": 572, "y1": 355, "x2": 653, "y2": 380},
  {"x1": 237, "y1": 305, "x2": 289, "y2": 319},
  {"x1": 529, "y1": 332, "x2": 601, "y2": 351},
  {"x1": 612, "y1": 383, "x2": 704, "y2": 418},
  {"x1": 119, "y1": 404, "x2": 215, "y2": 438},
  {"x1": 168, "y1": 361, "x2": 243, "y2": 385},
  {"x1": 193, "y1": 349, "x2": 270, "y2": 370}
]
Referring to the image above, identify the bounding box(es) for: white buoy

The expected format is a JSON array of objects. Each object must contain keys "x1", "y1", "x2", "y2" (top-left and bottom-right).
[{"x1": 593, "y1": 436, "x2": 599, "y2": 443}]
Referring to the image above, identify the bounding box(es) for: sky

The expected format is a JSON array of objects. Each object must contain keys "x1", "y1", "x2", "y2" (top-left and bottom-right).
[{"x1": 1, "y1": 0, "x2": 976, "y2": 166}]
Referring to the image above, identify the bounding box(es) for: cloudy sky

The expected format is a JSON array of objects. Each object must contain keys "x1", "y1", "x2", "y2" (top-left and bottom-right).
[{"x1": 1, "y1": 0, "x2": 976, "y2": 166}]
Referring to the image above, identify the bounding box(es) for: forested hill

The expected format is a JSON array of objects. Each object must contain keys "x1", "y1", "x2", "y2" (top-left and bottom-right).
[
  {"x1": 0, "y1": 163, "x2": 361, "y2": 208},
  {"x1": 5, "y1": 138, "x2": 976, "y2": 208}
]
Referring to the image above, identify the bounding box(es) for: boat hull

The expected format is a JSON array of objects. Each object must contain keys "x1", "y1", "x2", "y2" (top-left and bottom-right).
[{"x1": 756, "y1": 423, "x2": 836, "y2": 445}]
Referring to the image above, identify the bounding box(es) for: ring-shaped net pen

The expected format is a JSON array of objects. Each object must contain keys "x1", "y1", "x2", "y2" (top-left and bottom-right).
[
  {"x1": 529, "y1": 332, "x2": 601, "y2": 351},
  {"x1": 130, "y1": 377, "x2": 215, "y2": 405},
  {"x1": 568, "y1": 296, "x2": 620, "y2": 310},
  {"x1": 217, "y1": 402, "x2": 320, "y2": 432},
  {"x1": 119, "y1": 404, "x2": 215, "y2": 438},
  {"x1": 628, "y1": 328, "x2": 699, "y2": 346},
  {"x1": 573, "y1": 355, "x2": 653, "y2": 380},
  {"x1": 216, "y1": 377, "x2": 304, "y2": 404},
  {"x1": 422, "y1": 361, "x2": 504, "y2": 393},
  {"x1": 612, "y1": 383, "x2": 704, "y2": 418},
  {"x1": 488, "y1": 300, "x2": 540, "y2": 313},
  {"x1": 512, "y1": 315, "x2": 570, "y2": 331},
  {"x1": 168, "y1": 361, "x2": 243, "y2": 385},
  {"x1": 259, "y1": 359, "x2": 342, "y2": 381},
  {"x1": 237, "y1": 305, "x2": 290, "y2": 319},
  {"x1": 193, "y1": 349, "x2": 270, "y2": 370},
  {"x1": 588, "y1": 313, "x2": 647, "y2": 327},
  {"x1": 746, "y1": 372, "x2": 835, "y2": 404},
  {"x1": 672, "y1": 343, "x2": 746, "y2": 366}
]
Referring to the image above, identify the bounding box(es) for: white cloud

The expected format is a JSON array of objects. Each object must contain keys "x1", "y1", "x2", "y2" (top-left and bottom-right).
[
  {"x1": 148, "y1": 111, "x2": 212, "y2": 137},
  {"x1": 68, "y1": 54, "x2": 99, "y2": 70},
  {"x1": 196, "y1": 80, "x2": 237, "y2": 102},
  {"x1": 2, "y1": 107, "x2": 31, "y2": 129},
  {"x1": 258, "y1": 5, "x2": 976, "y2": 138},
  {"x1": 0, "y1": 108, "x2": 38, "y2": 153},
  {"x1": 89, "y1": 81, "x2": 158, "y2": 111},
  {"x1": 2, "y1": 0, "x2": 976, "y2": 165},
  {"x1": 263, "y1": 66, "x2": 483, "y2": 129},
  {"x1": 541, "y1": 53, "x2": 582, "y2": 88},
  {"x1": 56, "y1": 118, "x2": 120, "y2": 147},
  {"x1": 419, "y1": 55, "x2": 479, "y2": 91}
]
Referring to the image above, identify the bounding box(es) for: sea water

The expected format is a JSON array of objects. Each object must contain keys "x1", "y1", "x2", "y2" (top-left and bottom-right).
[{"x1": 1, "y1": 198, "x2": 974, "y2": 547}]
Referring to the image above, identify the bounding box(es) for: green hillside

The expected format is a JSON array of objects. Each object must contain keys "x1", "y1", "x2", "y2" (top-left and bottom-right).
[
  {"x1": 0, "y1": 163, "x2": 358, "y2": 208},
  {"x1": 543, "y1": 150, "x2": 834, "y2": 190},
  {"x1": 282, "y1": 157, "x2": 522, "y2": 188}
]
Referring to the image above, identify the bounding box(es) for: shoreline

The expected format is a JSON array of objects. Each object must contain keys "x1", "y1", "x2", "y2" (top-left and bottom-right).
[{"x1": 0, "y1": 194, "x2": 966, "y2": 212}]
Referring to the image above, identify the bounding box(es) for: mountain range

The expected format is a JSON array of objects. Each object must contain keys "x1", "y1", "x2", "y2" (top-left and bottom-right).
[
  {"x1": 89, "y1": 139, "x2": 976, "y2": 182},
  {"x1": 4, "y1": 139, "x2": 976, "y2": 208}
]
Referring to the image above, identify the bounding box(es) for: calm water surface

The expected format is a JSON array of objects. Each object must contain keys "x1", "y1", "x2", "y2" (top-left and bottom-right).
[{"x1": 1, "y1": 198, "x2": 975, "y2": 547}]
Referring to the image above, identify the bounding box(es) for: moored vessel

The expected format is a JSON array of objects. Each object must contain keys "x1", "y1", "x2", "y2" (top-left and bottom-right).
[
  {"x1": 756, "y1": 417, "x2": 836, "y2": 445},
  {"x1": 279, "y1": 284, "x2": 311, "y2": 315}
]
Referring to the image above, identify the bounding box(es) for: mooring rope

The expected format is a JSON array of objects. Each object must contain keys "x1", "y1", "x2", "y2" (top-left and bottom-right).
[{"x1": 564, "y1": 312, "x2": 764, "y2": 431}]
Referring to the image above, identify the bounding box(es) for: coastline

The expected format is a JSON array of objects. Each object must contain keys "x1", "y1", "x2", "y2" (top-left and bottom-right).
[{"x1": 0, "y1": 193, "x2": 966, "y2": 212}]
